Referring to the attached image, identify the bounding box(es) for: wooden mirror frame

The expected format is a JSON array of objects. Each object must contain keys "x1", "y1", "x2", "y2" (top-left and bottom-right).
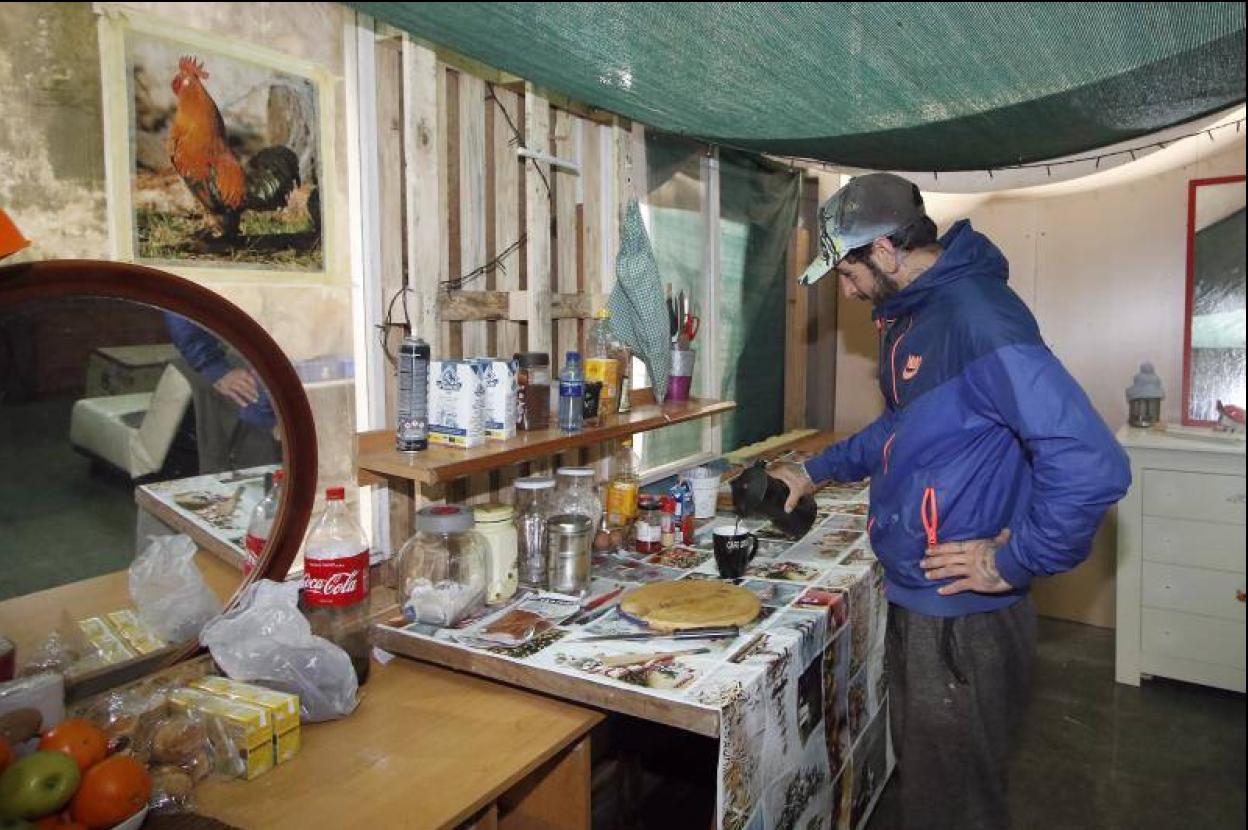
[
  {"x1": 0, "y1": 259, "x2": 317, "y2": 693},
  {"x1": 1182, "y1": 174, "x2": 1247, "y2": 426}
]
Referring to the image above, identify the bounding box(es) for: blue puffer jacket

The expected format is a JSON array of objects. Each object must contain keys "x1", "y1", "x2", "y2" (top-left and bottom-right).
[{"x1": 804, "y1": 220, "x2": 1131, "y2": 617}]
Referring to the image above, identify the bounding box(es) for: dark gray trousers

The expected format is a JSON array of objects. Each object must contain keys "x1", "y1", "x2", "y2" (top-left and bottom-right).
[{"x1": 886, "y1": 597, "x2": 1037, "y2": 830}]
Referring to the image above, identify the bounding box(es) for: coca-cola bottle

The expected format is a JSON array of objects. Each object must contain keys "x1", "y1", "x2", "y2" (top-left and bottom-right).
[
  {"x1": 300, "y1": 486, "x2": 372, "y2": 684},
  {"x1": 243, "y1": 470, "x2": 284, "y2": 574}
]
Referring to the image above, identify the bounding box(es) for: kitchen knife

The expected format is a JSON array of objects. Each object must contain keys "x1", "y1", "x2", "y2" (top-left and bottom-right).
[{"x1": 571, "y1": 625, "x2": 741, "y2": 643}]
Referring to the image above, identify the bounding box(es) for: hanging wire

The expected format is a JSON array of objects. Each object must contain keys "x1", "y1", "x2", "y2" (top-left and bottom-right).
[
  {"x1": 375, "y1": 285, "x2": 414, "y2": 366},
  {"x1": 441, "y1": 234, "x2": 527, "y2": 290},
  {"x1": 486, "y1": 83, "x2": 552, "y2": 198}
]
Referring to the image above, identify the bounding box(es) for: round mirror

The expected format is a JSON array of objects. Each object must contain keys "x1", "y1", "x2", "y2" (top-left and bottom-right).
[{"x1": 0, "y1": 259, "x2": 317, "y2": 699}]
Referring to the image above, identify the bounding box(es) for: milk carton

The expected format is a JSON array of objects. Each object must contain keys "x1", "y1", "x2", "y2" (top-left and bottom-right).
[
  {"x1": 428, "y1": 360, "x2": 485, "y2": 448},
  {"x1": 473, "y1": 358, "x2": 518, "y2": 441}
]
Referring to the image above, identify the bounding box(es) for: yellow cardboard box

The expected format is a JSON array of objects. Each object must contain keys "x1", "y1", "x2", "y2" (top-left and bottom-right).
[
  {"x1": 169, "y1": 688, "x2": 274, "y2": 780},
  {"x1": 191, "y1": 677, "x2": 301, "y2": 764}
]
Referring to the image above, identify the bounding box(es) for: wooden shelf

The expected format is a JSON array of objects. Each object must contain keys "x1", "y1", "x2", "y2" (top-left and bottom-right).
[{"x1": 356, "y1": 397, "x2": 736, "y2": 486}]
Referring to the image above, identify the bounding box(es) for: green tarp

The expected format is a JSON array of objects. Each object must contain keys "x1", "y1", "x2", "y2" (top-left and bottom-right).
[{"x1": 353, "y1": 2, "x2": 1245, "y2": 171}]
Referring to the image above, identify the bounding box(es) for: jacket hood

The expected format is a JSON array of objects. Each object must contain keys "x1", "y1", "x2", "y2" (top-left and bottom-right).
[{"x1": 874, "y1": 220, "x2": 1009, "y2": 320}]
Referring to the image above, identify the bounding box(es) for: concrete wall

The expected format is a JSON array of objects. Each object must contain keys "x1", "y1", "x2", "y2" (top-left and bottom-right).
[
  {"x1": 818, "y1": 140, "x2": 1246, "y2": 627},
  {"x1": 0, "y1": 2, "x2": 355, "y2": 488}
]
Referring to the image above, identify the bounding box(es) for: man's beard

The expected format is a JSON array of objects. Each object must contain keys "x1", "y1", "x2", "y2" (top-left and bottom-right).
[{"x1": 863, "y1": 258, "x2": 903, "y2": 306}]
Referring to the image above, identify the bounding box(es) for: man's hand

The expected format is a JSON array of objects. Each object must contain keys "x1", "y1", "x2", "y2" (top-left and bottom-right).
[
  {"x1": 766, "y1": 462, "x2": 817, "y2": 513},
  {"x1": 213, "y1": 368, "x2": 260, "y2": 408},
  {"x1": 921, "y1": 529, "x2": 1014, "y2": 595}
]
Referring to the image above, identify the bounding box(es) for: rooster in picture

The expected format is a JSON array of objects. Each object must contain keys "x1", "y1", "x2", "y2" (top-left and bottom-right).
[{"x1": 167, "y1": 56, "x2": 302, "y2": 239}]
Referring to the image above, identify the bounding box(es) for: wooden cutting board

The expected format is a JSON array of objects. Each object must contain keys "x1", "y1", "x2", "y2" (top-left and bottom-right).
[{"x1": 620, "y1": 580, "x2": 761, "y2": 632}]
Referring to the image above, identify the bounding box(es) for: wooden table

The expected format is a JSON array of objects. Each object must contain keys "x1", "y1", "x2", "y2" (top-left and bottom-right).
[{"x1": 196, "y1": 658, "x2": 602, "y2": 830}]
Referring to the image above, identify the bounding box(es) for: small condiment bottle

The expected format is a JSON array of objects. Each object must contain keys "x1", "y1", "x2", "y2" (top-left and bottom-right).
[
  {"x1": 660, "y1": 495, "x2": 677, "y2": 550},
  {"x1": 634, "y1": 495, "x2": 663, "y2": 554}
]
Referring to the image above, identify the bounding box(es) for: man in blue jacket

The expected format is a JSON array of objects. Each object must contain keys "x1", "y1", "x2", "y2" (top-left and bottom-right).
[{"x1": 771, "y1": 173, "x2": 1131, "y2": 830}]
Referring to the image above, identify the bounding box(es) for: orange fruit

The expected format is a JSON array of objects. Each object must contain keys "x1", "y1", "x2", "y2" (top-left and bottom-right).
[
  {"x1": 38, "y1": 720, "x2": 108, "y2": 773},
  {"x1": 69, "y1": 755, "x2": 151, "y2": 829}
]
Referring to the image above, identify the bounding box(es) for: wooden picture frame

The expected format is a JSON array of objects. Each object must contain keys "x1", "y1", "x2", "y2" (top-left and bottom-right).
[{"x1": 96, "y1": 4, "x2": 338, "y2": 282}]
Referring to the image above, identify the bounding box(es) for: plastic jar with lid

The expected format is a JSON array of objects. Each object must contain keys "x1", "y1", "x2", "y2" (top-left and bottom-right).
[
  {"x1": 396, "y1": 504, "x2": 489, "y2": 627},
  {"x1": 552, "y1": 467, "x2": 602, "y2": 528},
  {"x1": 474, "y1": 502, "x2": 519, "y2": 605},
  {"x1": 514, "y1": 476, "x2": 555, "y2": 589},
  {"x1": 633, "y1": 494, "x2": 663, "y2": 554}
]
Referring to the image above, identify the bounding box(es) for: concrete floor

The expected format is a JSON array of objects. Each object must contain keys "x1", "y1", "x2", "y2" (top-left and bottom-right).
[{"x1": 868, "y1": 616, "x2": 1247, "y2": 830}]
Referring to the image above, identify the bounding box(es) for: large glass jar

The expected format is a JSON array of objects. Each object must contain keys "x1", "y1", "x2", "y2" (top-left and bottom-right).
[
  {"x1": 474, "y1": 503, "x2": 518, "y2": 605},
  {"x1": 396, "y1": 505, "x2": 488, "y2": 627},
  {"x1": 514, "y1": 476, "x2": 555, "y2": 589},
  {"x1": 552, "y1": 467, "x2": 602, "y2": 528}
]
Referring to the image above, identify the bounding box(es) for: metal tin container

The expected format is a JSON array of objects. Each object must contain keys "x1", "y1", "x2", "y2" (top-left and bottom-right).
[{"x1": 546, "y1": 513, "x2": 594, "y2": 598}]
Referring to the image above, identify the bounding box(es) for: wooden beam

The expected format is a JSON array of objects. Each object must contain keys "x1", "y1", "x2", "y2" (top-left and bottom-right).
[
  {"x1": 459, "y1": 72, "x2": 489, "y2": 360},
  {"x1": 401, "y1": 37, "x2": 443, "y2": 352},
  {"x1": 439, "y1": 291, "x2": 606, "y2": 323},
  {"x1": 523, "y1": 85, "x2": 553, "y2": 357},
  {"x1": 492, "y1": 84, "x2": 524, "y2": 359},
  {"x1": 553, "y1": 109, "x2": 581, "y2": 363},
  {"x1": 784, "y1": 224, "x2": 811, "y2": 431},
  {"x1": 375, "y1": 36, "x2": 404, "y2": 426}
]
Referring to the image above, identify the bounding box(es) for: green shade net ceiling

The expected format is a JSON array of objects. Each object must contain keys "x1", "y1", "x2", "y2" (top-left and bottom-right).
[{"x1": 352, "y1": 2, "x2": 1245, "y2": 171}]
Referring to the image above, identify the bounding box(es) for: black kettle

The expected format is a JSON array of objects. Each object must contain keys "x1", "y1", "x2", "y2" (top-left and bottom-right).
[{"x1": 730, "y1": 461, "x2": 817, "y2": 538}]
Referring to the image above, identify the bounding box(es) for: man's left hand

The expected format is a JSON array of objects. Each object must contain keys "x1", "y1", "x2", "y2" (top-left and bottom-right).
[{"x1": 921, "y1": 529, "x2": 1014, "y2": 595}]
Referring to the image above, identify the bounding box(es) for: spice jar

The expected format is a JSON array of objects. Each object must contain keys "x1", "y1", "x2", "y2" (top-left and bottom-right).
[
  {"x1": 515, "y1": 352, "x2": 551, "y2": 431},
  {"x1": 396, "y1": 505, "x2": 489, "y2": 626},
  {"x1": 474, "y1": 503, "x2": 519, "y2": 605},
  {"x1": 660, "y1": 495, "x2": 677, "y2": 550},
  {"x1": 634, "y1": 494, "x2": 663, "y2": 554},
  {"x1": 552, "y1": 467, "x2": 602, "y2": 528},
  {"x1": 514, "y1": 476, "x2": 555, "y2": 589},
  {"x1": 547, "y1": 514, "x2": 594, "y2": 597}
]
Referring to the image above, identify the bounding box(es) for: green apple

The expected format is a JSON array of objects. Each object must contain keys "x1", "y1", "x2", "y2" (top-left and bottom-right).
[{"x1": 0, "y1": 751, "x2": 81, "y2": 820}]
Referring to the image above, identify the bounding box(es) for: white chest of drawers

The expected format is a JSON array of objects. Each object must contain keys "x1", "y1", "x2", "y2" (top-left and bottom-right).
[{"x1": 1116, "y1": 426, "x2": 1246, "y2": 692}]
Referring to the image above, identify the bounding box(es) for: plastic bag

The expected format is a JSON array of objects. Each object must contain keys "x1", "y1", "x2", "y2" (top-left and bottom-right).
[
  {"x1": 129, "y1": 534, "x2": 223, "y2": 643},
  {"x1": 199, "y1": 580, "x2": 358, "y2": 722}
]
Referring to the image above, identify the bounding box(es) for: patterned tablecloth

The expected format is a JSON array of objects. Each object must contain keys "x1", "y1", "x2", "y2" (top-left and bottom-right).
[{"x1": 380, "y1": 478, "x2": 893, "y2": 830}]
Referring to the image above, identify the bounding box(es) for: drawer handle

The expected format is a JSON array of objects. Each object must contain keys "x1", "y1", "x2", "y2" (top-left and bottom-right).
[{"x1": 1238, "y1": 590, "x2": 1246, "y2": 604}]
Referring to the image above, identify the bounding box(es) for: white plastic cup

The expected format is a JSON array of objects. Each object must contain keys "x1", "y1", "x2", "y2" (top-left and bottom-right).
[{"x1": 682, "y1": 466, "x2": 721, "y2": 519}]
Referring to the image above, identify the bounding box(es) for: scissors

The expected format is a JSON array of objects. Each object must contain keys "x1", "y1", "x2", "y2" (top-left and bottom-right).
[{"x1": 682, "y1": 314, "x2": 700, "y2": 343}]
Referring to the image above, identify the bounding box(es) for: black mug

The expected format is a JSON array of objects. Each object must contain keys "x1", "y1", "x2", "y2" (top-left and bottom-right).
[{"x1": 713, "y1": 525, "x2": 758, "y2": 579}]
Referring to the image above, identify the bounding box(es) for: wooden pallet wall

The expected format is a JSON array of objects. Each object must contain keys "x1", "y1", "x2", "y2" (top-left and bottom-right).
[{"x1": 374, "y1": 34, "x2": 635, "y2": 511}]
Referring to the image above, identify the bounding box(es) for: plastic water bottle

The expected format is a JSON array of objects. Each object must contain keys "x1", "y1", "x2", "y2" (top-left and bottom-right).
[
  {"x1": 559, "y1": 351, "x2": 585, "y2": 433},
  {"x1": 243, "y1": 469, "x2": 284, "y2": 574}
]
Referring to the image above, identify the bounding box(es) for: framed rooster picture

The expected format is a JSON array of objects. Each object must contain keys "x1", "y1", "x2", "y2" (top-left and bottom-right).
[{"x1": 97, "y1": 6, "x2": 335, "y2": 279}]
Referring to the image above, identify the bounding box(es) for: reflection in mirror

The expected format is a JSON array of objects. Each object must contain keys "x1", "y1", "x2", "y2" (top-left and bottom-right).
[
  {"x1": 1186, "y1": 177, "x2": 1246, "y2": 424},
  {"x1": 0, "y1": 295, "x2": 284, "y2": 688}
]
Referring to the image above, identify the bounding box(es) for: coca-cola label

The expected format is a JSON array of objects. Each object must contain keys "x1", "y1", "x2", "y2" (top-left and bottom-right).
[
  {"x1": 243, "y1": 533, "x2": 265, "y2": 575},
  {"x1": 303, "y1": 550, "x2": 370, "y2": 607}
]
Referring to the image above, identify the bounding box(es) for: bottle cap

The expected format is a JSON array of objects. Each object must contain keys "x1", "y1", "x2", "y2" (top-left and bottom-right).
[
  {"x1": 566, "y1": 351, "x2": 581, "y2": 363},
  {"x1": 273, "y1": 469, "x2": 285, "y2": 483},
  {"x1": 1126, "y1": 362, "x2": 1165, "y2": 401},
  {"x1": 326, "y1": 486, "x2": 345, "y2": 500},
  {"x1": 515, "y1": 352, "x2": 550, "y2": 368},
  {"x1": 660, "y1": 495, "x2": 676, "y2": 512},
  {"x1": 417, "y1": 504, "x2": 474, "y2": 534},
  {"x1": 515, "y1": 476, "x2": 556, "y2": 490},
  {"x1": 473, "y1": 503, "x2": 514, "y2": 523}
]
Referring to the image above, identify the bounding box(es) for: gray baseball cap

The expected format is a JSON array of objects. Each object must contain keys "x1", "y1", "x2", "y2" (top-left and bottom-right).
[{"x1": 798, "y1": 173, "x2": 928, "y2": 285}]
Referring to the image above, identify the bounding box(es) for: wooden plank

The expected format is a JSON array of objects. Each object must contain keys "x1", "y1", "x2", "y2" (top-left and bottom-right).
[
  {"x1": 444, "y1": 67, "x2": 463, "y2": 358},
  {"x1": 523, "y1": 85, "x2": 553, "y2": 357},
  {"x1": 373, "y1": 625, "x2": 720, "y2": 737},
  {"x1": 459, "y1": 72, "x2": 489, "y2": 360},
  {"x1": 356, "y1": 398, "x2": 736, "y2": 486},
  {"x1": 376, "y1": 36, "x2": 405, "y2": 424},
  {"x1": 401, "y1": 38, "x2": 443, "y2": 353},
  {"x1": 195, "y1": 658, "x2": 600, "y2": 830},
  {"x1": 784, "y1": 224, "x2": 810, "y2": 431},
  {"x1": 498, "y1": 738, "x2": 591, "y2": 830},
  {"x1": 553, "y1": 109, "x2": 581, "y2": 365},
  {"x1": 492, "y1": 84, "x2": 524, "y2": 359}
]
